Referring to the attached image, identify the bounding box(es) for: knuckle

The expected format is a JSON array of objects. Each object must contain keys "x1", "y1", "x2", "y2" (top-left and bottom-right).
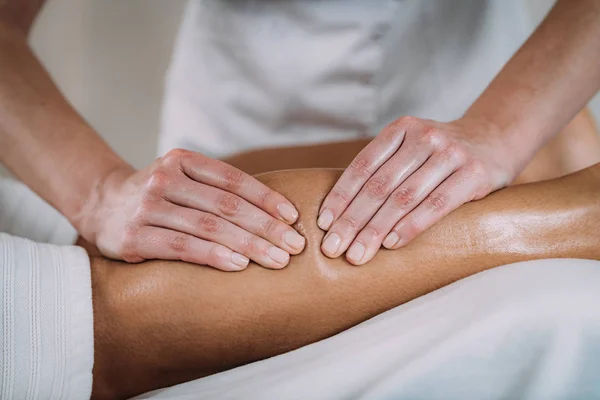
[
  {"x1": 391, "y1": 186, "x2": 416, "y2": 208},
  {"x1": 217, "y1": 193, "x2": 241, "y2": 216},
  {"x1": 259, "y1": 216, "x2": 277, "y2": 236},
  {"x1": 256, "y1": 187, "x2": 272, "y2": 208},
  {"x1": 349, "y1": 155, "x2": 372, "y2": 178},
  {"x1": 400, "y1": 218, "x2": 421, "y2": 239},
  {"x1": 427, "y1": 192, "x2": 448, "y2": 213},
  {"x1": 251, "y1": 235, "x2": 265, "y2": 255},
  {"x1": 364, "y1": 176, "x2": 389, "y2": 200},
  {"x1": 340, "y1": 214, "x2": 360, "y2": 230},
  {"x1": 394, "y1": 115, "x2": 418, "y2": 128},
  {"x1": 440, "y1": 143, "x2": 465, "y2": 164},
  {"x1": 197, "y1": 214, "x2": 222, "y2": 235},
  {"x1": 385, "y1": 117, "x2": 413, "y2": 138},
  {"x1": 329, "y1": 188, "x2": 351, "y2": 207},
  {"x1": 146, "y1": 170, "x2": 171, "y2": 195},
  {"x1": 169, "y1": 235, "x2": 189, "y2": 253},
  {"x1": 161, "y1": 148, "x2": 189, "y2": 166},
  {"x1": 205, "y1": 244, "x2": 222, "y2": 266},
  {"x1": 360, "y1": 225, "x2": 381, "y2": 241},
  {"x1": 241, "y1": 235, "x2": 266, "y2": 258},
  {"x1": 240, "y1": 235, "x2": 254, "y2": 254},
  {"x1": 224, "y1": 167, "x2": 246, "y2": 190},
  {"x1": 420, "y1": 126, "x2": 443, "y2": 147}
]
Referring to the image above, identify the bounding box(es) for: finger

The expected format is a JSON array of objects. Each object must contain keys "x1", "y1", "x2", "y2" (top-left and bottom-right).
[
  {"x1": 317, "y1": 119, "x2": 409, "y2": 231},
  {"x1": 132, "y1": 226, "x2": 250, "y2": 272},
  {"x1": 321, "y1": 136, "x2": 433, "y2": 258},
  {"x1": 382, "y1": 169, "x2": 479, "y2": 250},
  {"x1": 343, "y1": 151, "x2": 460, "y2": 264},
  {"x1": 164, "y1": 182, "x2": 305, "y2": 254},
  {"x1": 175, "y1": 151, "x2": 299, "y2": 224},
  {"x1": 148, "y1": 204, "x2": 291, "y2": 269}
]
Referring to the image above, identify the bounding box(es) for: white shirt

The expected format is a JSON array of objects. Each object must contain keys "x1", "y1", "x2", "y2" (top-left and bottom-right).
[{"x1": 159, "y1": 0, "x2": 531, "y2": 158}]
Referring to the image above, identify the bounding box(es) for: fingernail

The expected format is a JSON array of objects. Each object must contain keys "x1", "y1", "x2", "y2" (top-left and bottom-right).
[
  {"x1": 321, "y1": 232, "x2": 341, "y2": 256},
  {"x1": 347, "y1": 242, "x2": 366, "y2": 263},
  {"x1": 268, "y1": 246, "x2": 290, "y2": 266},
  {"x1": 278, "y1": 203, "x2": 299, "y2": 224},
  {"x1": 231, "y1": 252, "x2": 250, "y2": 270},
  {"x1": 284, "y1": 230, "x2": 305, "y2": 251},
  {"x1": 317, "y1": 209, "x2": 334, "y2": 230},
  {"x1": 383, "y1": 232, "x2": 400, "y2": 249}
]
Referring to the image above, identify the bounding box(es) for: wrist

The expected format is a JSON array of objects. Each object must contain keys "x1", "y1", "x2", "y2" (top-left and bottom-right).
[
  {"x1": 460, "y1": 105, "x2": 544, "y2": 181},
  {"x1": 451, "y1": 114, "x2": 521, "y2": 184},
  {"x1": 71, "y1": 162, "x2": 134, "y2": 245}
]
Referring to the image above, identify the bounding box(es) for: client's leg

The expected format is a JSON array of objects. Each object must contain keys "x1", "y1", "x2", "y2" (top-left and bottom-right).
[
  {"x1": 91, "y1": 165, "x2": 600, "y2": 399},
  {"x1": 143, "y1": 259, "x2": 600, "y2": 400},
  {"x1": 515, "y1": 108, "x2": 600, "y2": 184}
]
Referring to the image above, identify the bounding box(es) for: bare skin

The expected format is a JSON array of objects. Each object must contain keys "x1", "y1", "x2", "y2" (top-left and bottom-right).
[
  {"x1": 225, "y1": 109, "x2": 600, "y2": 184},
  {"x1": 2, "y1": 2, "x2": 599, "y2": 398},
  {"x1": 89, "y1": 118, "x2": 600, "y2": 399},
  {"x1": 90, "y1": 164, "x2": 600, "y2": 400},
  {"x1": 320, "y1": 0, "x2": 600, "y2": 261},
  {"x1": 0, "y1": 1, "x2": 304, "y2": 270},
  {"x1": 2, "y1": 1, "x2": 600, "y2": 268}
]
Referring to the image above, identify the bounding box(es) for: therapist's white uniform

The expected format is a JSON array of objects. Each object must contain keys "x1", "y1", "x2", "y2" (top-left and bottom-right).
[
  {"x1": 2, "y1": 1, "x2": 600, "y2": 399},
  {"x1": 159, "y1": 0, "x2": 530, "y2": 158}
]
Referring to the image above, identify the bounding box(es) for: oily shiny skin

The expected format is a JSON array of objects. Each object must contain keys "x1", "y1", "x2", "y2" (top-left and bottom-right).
[
  {"x1": 91, "y1": 110, "x2": 600, "y2": 399},
  {"x1": 91, "y1": 165, "x2": 600, "y2": 400},
  {"x1": 90, "y1": 109, "x2": 600, "y2": 399}
]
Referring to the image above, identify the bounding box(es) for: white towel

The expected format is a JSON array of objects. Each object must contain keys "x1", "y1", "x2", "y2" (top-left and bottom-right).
[{"x1": 0, "y1": 179, "x2": 93, "y2": 400}]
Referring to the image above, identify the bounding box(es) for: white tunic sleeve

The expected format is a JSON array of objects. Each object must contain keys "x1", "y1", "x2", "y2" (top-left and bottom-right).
[{"x1": 0, "y1": 179, "x2": 94, "y2": 400}]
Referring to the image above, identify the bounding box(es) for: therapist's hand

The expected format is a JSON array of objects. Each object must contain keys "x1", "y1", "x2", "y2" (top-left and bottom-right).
[
  {"x1": 318, "y1": 116, "x2": 517, "y2": 265},
  {"x1": 79, "y1": 149, "x2": 305, "y2": 271}
]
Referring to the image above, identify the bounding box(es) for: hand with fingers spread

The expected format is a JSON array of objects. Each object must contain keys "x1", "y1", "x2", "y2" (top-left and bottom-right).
[
  {"x1": 318, "y1": 116, "x2": 520, "y2": 265},
  {"x1": 78, "y1": 149, "x2": 305, "y2": 271}
]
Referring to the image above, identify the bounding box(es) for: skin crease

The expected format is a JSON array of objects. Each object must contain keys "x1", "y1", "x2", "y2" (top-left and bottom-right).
[{"x1": 89, "y1": 112, "x2": 600, "y2": 400}]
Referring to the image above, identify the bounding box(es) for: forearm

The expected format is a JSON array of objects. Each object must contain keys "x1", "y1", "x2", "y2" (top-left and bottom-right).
[
  {"x1": 0, "y1": 9, "x2": 131, "y2": 230},
  {"x1": 91, "y1": 165, "x2": 600, "y2": 399},
  {"x1": 465, "y1": 0, "x2": 600, "y2": 175}
]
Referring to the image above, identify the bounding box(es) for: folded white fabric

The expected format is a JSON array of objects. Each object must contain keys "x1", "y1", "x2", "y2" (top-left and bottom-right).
[
  {"x1": 138, "y1": 259, "x2": 600, "y2": 400},
  {"x1": 0, "y1": 234, "x2": 93, "y2": 400},
  {"x1": 1, "y1": 179, "x2": 93, "y2": 400}
]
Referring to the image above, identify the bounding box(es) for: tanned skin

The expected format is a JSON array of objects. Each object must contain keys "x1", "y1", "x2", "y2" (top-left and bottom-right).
[
  {"x1": 90, "y1": 136, "x2": 600, "y2": 399},
  {"x1": 3, "y1": 2, "x2": 599, "y2": 398}
]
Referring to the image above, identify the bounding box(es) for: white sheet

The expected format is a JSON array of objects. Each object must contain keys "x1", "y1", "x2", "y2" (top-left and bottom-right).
[{"x1": 138, "y1": 259, "x2": 600, "y2": 400}]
